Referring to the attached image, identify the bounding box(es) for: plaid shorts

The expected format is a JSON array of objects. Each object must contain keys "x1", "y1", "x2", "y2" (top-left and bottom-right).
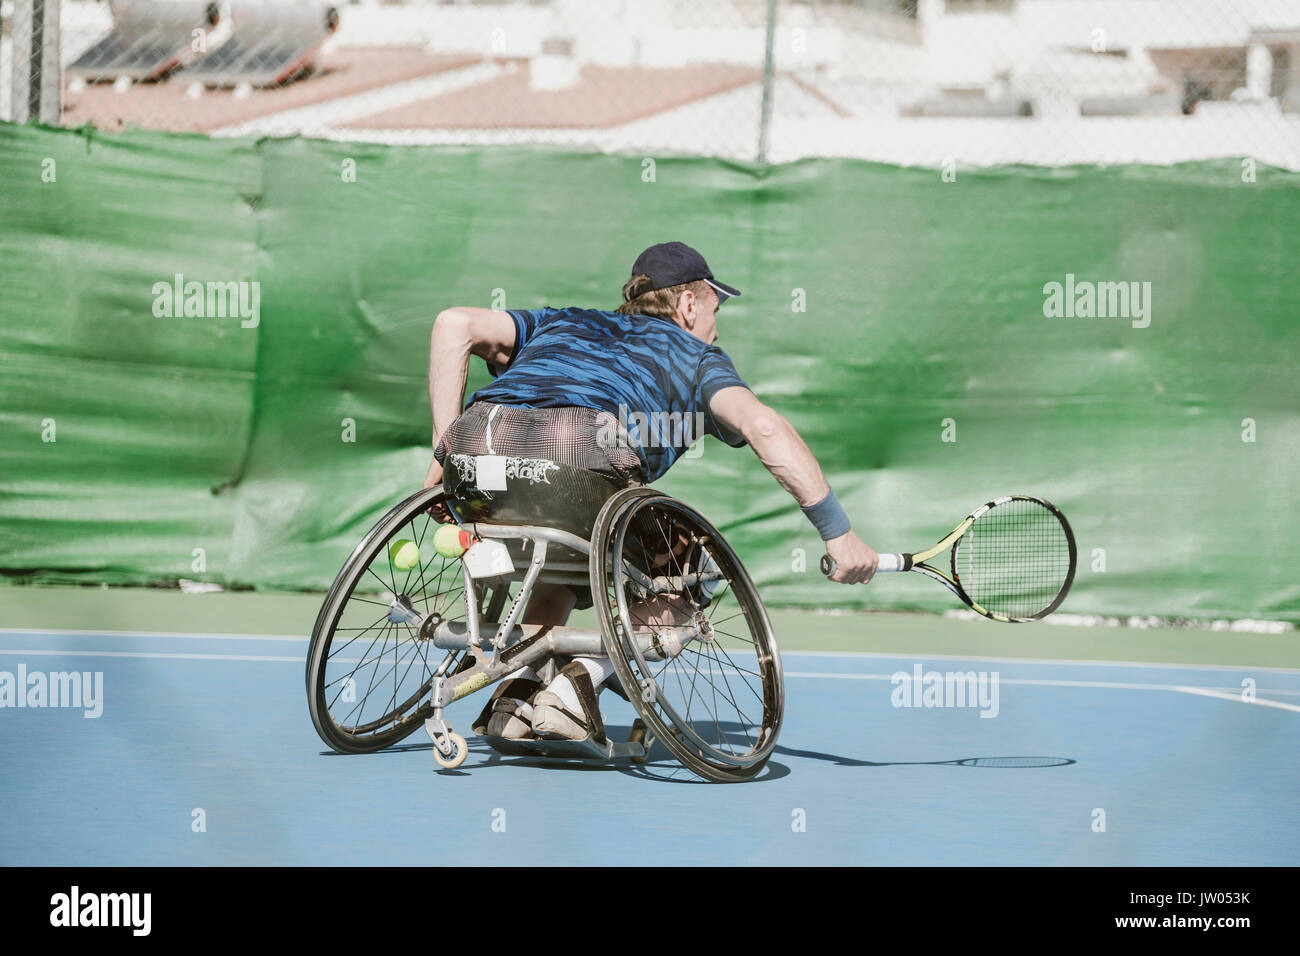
[{"x1": 434, "y1": 402, "x2": 646, "y2": 487}]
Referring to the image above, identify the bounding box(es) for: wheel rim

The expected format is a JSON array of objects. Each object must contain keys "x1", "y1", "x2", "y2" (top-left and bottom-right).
[
  {"x1": 599, "y1": 495, "x2": 783, "y2": 778},
  {"x1": 309, "y1": 490, "x2": 477, "y2": 751}
]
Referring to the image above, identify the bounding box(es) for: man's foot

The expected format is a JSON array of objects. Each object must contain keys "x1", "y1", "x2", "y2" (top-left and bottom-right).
[
  {"x1": 486, "y1": 699, "x2": 534, "y2": 740},
  {"x1": 472, "y1": 675, "x2": 541, "y2": 741},
  {"x1": 530, "y1": 693, "x2": 590, "y2": 740},
  {"x1": 531, "y1": 661, "x2": 606, "y2": 743}
]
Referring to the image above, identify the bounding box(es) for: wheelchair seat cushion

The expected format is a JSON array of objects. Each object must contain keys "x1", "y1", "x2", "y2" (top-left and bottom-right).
[{"x1": 442, "y1": 453, "x2": 624, "y2": 541}]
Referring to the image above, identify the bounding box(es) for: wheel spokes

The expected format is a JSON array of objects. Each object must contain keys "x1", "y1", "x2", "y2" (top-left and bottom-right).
[
  {"x1": 319, "y1": 505, "x2": 472, "y2": 741},
  {"x1": 604, "y1": 497, "x2": 779, "y2": 773}
]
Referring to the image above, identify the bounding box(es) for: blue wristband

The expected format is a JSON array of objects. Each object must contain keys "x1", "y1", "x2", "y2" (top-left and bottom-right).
[{"x1": 802, "y1": 488, "x2": 852, "y2": 540}]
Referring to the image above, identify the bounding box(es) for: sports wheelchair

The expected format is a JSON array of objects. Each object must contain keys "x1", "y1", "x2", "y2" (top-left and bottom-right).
[{"x1": 306, "y1": 455, "x2": 784, "y2": 782}]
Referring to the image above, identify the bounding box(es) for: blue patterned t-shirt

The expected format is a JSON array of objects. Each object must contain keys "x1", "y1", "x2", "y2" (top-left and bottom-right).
[{"x1": 466, "y1": 307, "x2": 749, "y2": 482}]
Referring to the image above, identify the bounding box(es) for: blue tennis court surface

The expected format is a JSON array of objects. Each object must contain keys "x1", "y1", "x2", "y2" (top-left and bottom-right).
[{"x1": 2, "y1": 627, "x2": 1298, "y2": 866}]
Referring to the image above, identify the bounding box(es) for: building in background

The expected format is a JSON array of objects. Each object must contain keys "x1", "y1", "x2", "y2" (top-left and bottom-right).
[{"x1": 2, "y1": 0, "x2": 1299, "y2": 166}]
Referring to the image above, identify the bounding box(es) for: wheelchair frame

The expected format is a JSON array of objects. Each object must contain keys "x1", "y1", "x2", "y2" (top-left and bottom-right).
[
  {"x1": 307, "y1": 481, "x2": 782, "y2": 781},
  {"x1": 409, "y1": 521, "x2": 710, "y2": 765}
]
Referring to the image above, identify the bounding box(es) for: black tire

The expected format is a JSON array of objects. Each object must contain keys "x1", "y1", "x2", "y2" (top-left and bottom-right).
[
  {"x1": 591, "y1": 492, "x2": 783, "y2": 782},
  {"x1": 306, "y1": 487, "x2": 495, "y2": 754}
]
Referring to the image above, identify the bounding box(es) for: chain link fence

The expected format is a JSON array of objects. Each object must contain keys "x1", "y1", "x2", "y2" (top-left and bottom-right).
[{"x1": 3, "y1": 0, "x2": 1300, "y2": 166}]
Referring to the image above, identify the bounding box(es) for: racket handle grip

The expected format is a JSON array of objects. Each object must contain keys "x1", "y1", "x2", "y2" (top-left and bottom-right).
[{"x1": 820, "y1": 553, "x2": 910, "y2": 577}]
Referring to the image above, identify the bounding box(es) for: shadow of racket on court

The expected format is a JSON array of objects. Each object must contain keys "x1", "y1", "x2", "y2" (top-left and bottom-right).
[{"x1": 774, "y1": 746, "x2": 1076, "y2": 769}]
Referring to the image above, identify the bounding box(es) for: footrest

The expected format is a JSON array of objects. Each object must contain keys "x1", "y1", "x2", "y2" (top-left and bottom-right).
[{"x1": 480, "y1": 734, "x2": 647, "y2": 761}]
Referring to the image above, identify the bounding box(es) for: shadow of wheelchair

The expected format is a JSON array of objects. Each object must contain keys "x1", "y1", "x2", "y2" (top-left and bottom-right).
[
  {"x1": 321, "y1": 722, "x2": 1071, "y2": 782},
  {"x1": 321, "y1": 722, "x2": 793, "y2": 783}
]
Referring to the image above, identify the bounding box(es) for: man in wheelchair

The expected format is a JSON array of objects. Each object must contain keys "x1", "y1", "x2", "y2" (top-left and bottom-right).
[{"x1": 422, "y1": 242, "x2": 879, "y2": 742}]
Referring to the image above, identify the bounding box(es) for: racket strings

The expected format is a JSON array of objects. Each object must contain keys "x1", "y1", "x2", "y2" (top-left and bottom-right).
[{"x1": 953, "y1": 499, "x2": 1073, "y2": 619}]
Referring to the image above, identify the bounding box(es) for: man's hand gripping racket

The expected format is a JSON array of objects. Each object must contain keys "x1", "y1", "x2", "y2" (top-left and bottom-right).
[{"x1": 822, "y1": 495, "x2": 1077, "y2": 623}]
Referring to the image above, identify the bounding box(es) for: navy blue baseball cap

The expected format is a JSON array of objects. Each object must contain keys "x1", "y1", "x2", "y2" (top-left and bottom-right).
[{"x1": 629, "y1": 242, "x2": 741, "y2": 303}]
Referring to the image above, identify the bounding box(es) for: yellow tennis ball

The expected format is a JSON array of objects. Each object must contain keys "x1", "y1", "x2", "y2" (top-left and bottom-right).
[
  {"x1": 388, "y1": 538, "x2": 420, "y2": 571},
  {"x1": 434, "y1": 524, "x2": 469, "y2": 558}
]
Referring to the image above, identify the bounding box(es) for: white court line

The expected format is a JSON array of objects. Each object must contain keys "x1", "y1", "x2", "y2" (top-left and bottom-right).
[
  {"x1": 0, "y1": 648, "x2": 305, "y2": 663},
  {"x1": 1169, "y1": 685, "x2": 1300, "y2": 714},
  {"x1": 790, "y1": 671, "x2": 1300, "y2": 697},
  {"x1": 0, "y1": 648, "x2": 1296, "y2": 714},
  {"x1": 787, "y1": 671, "x2": 1225, "y2": 690},
  {"x1": 781, "y1": 671, "x2": 1300, "y2": 714},
  {"x1": 0, "y1": 627, "x2": 307, "y2": 643},
  {"x1": 2, "y1": 629, "x2": 1298, "y2": 674},
  {"x1": 780, "y1": 649, "x2": 1300, "y2": 675}
]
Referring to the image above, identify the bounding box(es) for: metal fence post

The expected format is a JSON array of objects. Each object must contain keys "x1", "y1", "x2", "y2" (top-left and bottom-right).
[
  {"x1": 8, "y1": 0, "x2": 60, "y2": 124},
  {"x1": 38, "y1": 0, "x2": 62, "y2": 124},
  {"x1": 9, "y1": 0, "x2": 34, "y2": 123},
  {"x1": 757, "y1": 0, "x2": 778, "y2": 163}
]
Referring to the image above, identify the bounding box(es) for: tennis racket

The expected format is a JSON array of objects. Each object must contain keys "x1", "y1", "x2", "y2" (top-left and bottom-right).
[{"x1": 821, "y1": 495, "x2": 1077, "y2": 623}]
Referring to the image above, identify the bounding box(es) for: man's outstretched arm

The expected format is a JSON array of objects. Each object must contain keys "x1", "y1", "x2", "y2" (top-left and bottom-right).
[
  {"x1": 425, "y1": 307, "x2": 516, "y2": 488},
  {"x1": 708, "y1": 385, "x2": 878, "y2": 584}
]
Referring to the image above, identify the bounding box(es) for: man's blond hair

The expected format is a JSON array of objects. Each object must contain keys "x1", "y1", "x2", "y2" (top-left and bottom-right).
[{"x1": 616, "y1": 274, "x2": 712, "y2": 320}]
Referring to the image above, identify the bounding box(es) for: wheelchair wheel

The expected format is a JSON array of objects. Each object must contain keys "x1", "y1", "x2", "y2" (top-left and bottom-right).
[
  {"x1": 591, "y1": 491, "x2": 784, "y2": 782},
  {"x1": 307, "y1": 486, "x2": 506, "y2": 754}
]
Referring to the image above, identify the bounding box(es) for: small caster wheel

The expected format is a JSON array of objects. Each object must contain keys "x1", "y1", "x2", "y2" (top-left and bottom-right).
[{"x1": 434, "y1": 731, "x2": 468, "y2": 769}]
